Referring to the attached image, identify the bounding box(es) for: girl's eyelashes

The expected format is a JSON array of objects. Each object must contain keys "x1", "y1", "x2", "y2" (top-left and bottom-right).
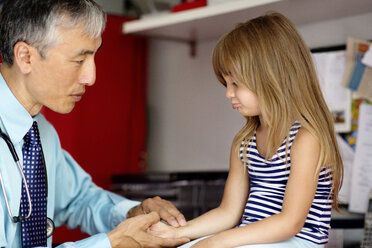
[{"x1": 229, "y1": 81, "x2": 238, "y2": 87}]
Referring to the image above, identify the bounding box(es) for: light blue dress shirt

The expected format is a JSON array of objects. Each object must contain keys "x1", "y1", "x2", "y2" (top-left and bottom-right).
[{"x1": 0, "y1": 72, "x2": 140, "y2": 247}]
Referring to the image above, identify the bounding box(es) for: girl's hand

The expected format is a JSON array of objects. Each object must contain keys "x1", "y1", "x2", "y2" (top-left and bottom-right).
[{"x1": 148, "y1": 220, "x2": 180, "y2": 239}]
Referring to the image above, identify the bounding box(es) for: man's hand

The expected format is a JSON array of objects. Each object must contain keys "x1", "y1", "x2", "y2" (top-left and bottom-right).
[
  {"x1": 108, "y1": 212, "x2": 190, "y2": 248},
  {"x1": 148, "y1": 220, "x2": 179, "y2": 239},
  {"x1": 127, "y1": 196, "x2": 186, "y2": 227}
]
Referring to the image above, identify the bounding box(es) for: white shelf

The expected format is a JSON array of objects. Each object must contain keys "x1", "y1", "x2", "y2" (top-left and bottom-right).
[{"x1": 122, "y1": 0, "x2": 372, "y2": 42}]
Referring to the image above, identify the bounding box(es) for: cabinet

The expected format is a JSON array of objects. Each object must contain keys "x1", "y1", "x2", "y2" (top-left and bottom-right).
[{"x1": 112, "y1": 171, "x2": 227, "y2": 220}]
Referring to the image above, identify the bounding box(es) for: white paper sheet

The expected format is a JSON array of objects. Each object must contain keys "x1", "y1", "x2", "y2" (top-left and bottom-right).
[
  {"x1": 312, "y1": 51, "x2": 352, "y2": 133},
  {"x1": 348, "y1": 103, "x2": 372, "y2": 213},
  {"x1": 336, "y1": 134, "x2": 355, "y2": 204},
  {"x1": 362, "y1": 45, "x2": 372, "y2": 68}
]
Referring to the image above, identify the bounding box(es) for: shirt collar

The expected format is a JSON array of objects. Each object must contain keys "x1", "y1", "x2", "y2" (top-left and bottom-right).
[{"x1": 0, "y1": 71, "x2": 34, "y2": 145}]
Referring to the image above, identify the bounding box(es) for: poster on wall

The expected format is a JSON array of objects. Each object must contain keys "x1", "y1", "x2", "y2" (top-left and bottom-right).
[{"x1": 312, "y1": 50, "x2": 352, "y2": 133}]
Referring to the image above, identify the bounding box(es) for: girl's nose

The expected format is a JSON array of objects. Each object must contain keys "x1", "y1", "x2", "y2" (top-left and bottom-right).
[{"x1": 225, "y1": 85, "x2": 235, "y2": 99}]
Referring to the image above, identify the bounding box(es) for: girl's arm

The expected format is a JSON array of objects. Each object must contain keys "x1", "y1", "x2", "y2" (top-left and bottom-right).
[
  {"x1": 178, "y1": 136, "x2": 250, "y2": 239},
  {"x1": 150, "y1": 136, "x2": 250, "y2": 240},
  {"x1": 193, "y1": 127, "x2": 321, "y2": 247}
]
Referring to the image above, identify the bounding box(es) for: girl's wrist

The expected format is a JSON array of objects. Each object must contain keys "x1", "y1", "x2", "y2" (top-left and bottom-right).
[
  {"x1": 175, "y1": 225, "x2": 186, "y2": 239},
  {"x1": 175, "y1": 223, "x2": 192, "y2": 239}
]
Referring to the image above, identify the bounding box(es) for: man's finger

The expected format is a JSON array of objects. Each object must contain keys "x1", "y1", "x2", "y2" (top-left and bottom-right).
[
  {"x1": 175, "y1": 213, "x2": 187, "y2": 226},
  {"x1": 159, "y1": 209, "x2": 180, "y2": 227},
  {"x1": 155, "y1": 199, "x2": 186, "y2": 227},
  {"x1": 142, "y1": 196, "x2": 187, "y2": 226},
  {"x1": 140, "y1": 212, "x2": 161, "y2": 229},
  {"x1": 165, "y1": 207, "x2": 187, "y2": 226}
]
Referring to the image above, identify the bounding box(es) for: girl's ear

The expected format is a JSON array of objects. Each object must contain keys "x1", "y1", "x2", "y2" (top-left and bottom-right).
[{"x1": 13, "y1": 41, "x2": 33, "y2": 75}]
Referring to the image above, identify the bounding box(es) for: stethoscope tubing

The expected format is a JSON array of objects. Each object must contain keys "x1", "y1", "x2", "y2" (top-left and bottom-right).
[
  {"x1": 0, "y1": 127, "x2": 35, "y2": 221},
  {"x1": 0, "y1": 160, "x2": 32, "y2": 222},
  {"x1": 1, "y1": 124, "x2": 55, "y2": 238}
]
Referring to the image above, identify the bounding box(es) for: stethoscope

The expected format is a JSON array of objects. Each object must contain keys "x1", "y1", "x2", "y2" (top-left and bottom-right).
[{"x1": 0, "y1": 126, "x2": 55, "y2": 238}]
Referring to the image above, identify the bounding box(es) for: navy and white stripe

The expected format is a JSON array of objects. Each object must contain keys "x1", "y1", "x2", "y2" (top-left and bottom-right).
[{"x1": 238, "y1": 122, "x2": 333, "y2": 245}]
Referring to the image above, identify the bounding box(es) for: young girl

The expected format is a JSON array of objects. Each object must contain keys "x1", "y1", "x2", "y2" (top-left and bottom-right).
[{"x1": 149, "y1": 12, "x2": 343, "y2": 248}]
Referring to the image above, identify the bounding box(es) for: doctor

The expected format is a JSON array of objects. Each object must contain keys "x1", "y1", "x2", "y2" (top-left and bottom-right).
[{"x1": 0, "y1": 0, "x2": 189, "y2": 247}]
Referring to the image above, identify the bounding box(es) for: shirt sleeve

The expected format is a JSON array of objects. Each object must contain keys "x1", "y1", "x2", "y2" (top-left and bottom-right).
[
  {"x1": 52, "y1": 149, "x2": 140, "y2": 234},
  {"x1": 35, "y1": 115, "x2": 140, "y2": 247}
]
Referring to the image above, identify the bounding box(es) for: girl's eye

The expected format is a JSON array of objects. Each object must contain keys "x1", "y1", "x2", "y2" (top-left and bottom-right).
[{"x1": 76, "y1": 60, "x2": 84, "y2": 64}]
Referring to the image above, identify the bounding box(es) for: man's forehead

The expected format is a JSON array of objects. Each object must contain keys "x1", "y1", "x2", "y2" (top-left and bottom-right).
[{"x1": 73, "y1": 40, "x2": 102, "y2": 57}]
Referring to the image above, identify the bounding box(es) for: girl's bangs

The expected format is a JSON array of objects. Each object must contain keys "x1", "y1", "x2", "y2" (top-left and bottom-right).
[{"x1": 212, "y1": 36, "x2": 240, "y2": 86}]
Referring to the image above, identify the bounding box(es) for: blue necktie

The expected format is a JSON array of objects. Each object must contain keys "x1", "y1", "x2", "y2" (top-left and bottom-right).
[{"x1": 20, "y1": 121, "x2": 47, "y2": 247}]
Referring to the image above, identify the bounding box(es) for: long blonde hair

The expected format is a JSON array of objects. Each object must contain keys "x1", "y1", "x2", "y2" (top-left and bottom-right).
[{"x1": 212, "y1": 12, "x2": 343, "y2": 210}]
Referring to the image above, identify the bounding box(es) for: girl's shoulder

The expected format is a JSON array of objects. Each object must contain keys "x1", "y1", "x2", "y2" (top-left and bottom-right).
[
  {"x1": 291, "y1": 125, "x2": 321, "y2": 162},
  {"x1": 293, "y1": 124, "x2": 319, "y2": 145}
]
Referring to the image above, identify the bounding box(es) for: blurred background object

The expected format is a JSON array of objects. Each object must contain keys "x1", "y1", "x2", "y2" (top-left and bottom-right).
[{"x1": 120, "y1": 0, "x2": 183, "y2": 18}]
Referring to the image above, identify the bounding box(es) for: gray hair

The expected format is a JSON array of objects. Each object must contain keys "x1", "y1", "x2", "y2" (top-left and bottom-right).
[{"x1": 0, "y1": 0, "x2": 107, "y2": 65}]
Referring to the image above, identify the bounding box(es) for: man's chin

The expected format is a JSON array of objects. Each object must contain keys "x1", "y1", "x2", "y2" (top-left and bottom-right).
[{"x1": 47, "y1": 103, "x2": 75, "y2": 114}]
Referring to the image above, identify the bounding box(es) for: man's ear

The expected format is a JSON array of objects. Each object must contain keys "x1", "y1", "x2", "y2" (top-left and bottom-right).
[{"x1": 13, "y1": 41, "x2": 34, "y2": 75}]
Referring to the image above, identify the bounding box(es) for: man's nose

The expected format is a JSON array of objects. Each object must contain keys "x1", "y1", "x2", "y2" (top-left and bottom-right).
[{"x1": 80, "y1": 60, "x2": 96, "y2": 86}]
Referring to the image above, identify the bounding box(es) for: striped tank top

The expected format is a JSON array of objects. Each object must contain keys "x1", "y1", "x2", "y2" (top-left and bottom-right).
[{"x1": 238, "y1": 122, "x2": 333, "y2": 244}]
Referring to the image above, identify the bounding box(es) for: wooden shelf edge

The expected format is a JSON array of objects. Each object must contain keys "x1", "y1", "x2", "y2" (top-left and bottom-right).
[{"x1": 122, "y1": 0, "x2": 282, "y2": 34}]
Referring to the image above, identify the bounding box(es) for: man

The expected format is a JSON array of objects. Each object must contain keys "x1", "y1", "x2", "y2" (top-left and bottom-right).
[{"x1": 0, "y1": 0, "x2": 189, "y2": 247}]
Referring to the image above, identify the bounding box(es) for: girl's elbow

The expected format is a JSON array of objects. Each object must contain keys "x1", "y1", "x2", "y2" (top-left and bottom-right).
[
  {"x1": 286, "y1": 219, "x2": 305, "y2": 237},
  {"x1": 217, "y1": 205, "x2": 244, "y2": 227},
  {"x1": 279, "y1": 212, "x2": 306, "y2": 236}
]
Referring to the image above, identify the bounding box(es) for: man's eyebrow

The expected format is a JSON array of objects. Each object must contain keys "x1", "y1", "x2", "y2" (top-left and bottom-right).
[{"x1": 74, "y1": 42, "x2": 103, "y2": 57}]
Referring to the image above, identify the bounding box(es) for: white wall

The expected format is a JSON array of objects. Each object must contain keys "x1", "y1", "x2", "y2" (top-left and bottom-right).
[
  {"x1": 147, "y1": 39, "x2": 245, "y2": 172},
  {"x1": 147, "y1": 12, "x2": 372, "y2": 172},
  {"x1": 298, "y1": 12, "x2": 372, "y2": 48}
]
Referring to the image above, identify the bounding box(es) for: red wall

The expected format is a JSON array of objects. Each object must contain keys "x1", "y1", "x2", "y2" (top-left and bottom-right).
[{"x1": 41, "y1": 15, "x2": 148, "y2": 243}]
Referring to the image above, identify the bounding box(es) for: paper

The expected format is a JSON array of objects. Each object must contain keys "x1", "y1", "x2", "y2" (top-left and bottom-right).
[
  {"x1": 312, "y1": 51, "x2": 352, "y2": 133},
  {"x1": 336, "y1": 134, "x2": 354, "y2": 204},
  {"x1": 340, "y1": 37, "x2": 372, "y2": 101},
  {"x1": 341, "y1": 37, "x2": 370, "y2": 88},
  {"x1": 348, "y1": 53, "x2": 366, "y2": 91},
  {"x1": 348, "y1": 103, "x2": 372, "y2": 213},
  {"x1": 354, "y1": 65, "x2": 372, "y2": 102},
  {"x1": 362, "y1": 46, "x2": 372, "y2": 67}
]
